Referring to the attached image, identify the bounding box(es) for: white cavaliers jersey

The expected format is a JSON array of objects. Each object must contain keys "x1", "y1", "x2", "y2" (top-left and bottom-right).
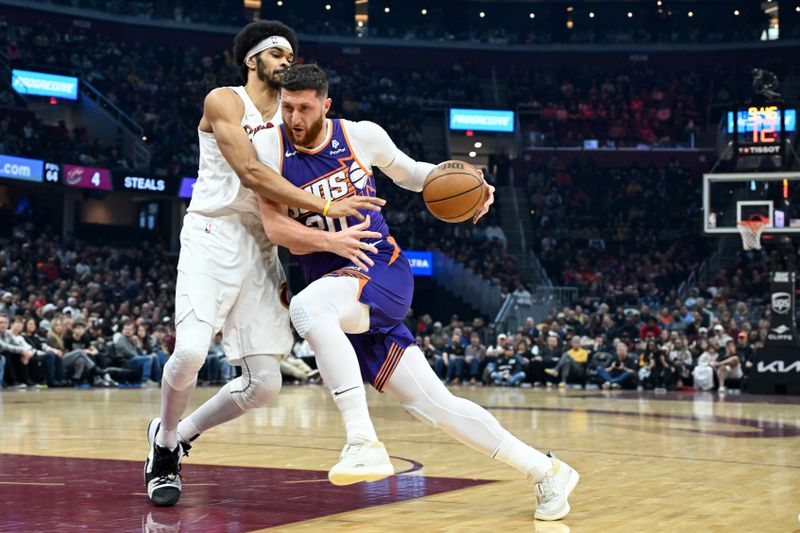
[{"x1": 188, "y1": 86, "x2": 281, "y2": 217}]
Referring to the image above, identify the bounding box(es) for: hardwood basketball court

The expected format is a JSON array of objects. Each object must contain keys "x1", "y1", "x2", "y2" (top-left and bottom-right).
[{"x1": 1, "y1": 386, "x2": 798, "y2": 532}]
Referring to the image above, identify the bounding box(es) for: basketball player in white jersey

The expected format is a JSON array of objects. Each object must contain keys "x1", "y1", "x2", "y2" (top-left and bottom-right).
[
  {"x1": 252, "y1": 64, "x2": 578, "y2": 521},
  {"x1": 144, "y1": 22, "x2": 384, "y2": 507}
]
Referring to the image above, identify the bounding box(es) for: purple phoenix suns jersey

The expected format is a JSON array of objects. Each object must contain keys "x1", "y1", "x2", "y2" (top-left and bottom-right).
[
  {"x1": 277, "y1": 118, "x2": 416, "y2": 391},
  {"x1": 278, "y1": 118, "x2": 393, "y2": 282}
]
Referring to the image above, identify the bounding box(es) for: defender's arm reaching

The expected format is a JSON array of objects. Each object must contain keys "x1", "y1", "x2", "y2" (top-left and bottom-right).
[{"x1": 203, "y1": 88, "x2": 385, "y2": 219}]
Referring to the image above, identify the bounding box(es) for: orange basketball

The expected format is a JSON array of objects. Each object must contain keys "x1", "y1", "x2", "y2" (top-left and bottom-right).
[{"x1": 423, "y1": 160, "x2": 485, "y2": 223}]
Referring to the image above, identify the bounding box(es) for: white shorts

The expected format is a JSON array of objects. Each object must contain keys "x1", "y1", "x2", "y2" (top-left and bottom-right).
[{"x1": 175, "y1": 212, "x2": 293, "y2": 364}]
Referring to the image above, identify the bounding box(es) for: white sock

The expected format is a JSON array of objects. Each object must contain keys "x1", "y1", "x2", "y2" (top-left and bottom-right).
[
  {"x1": 156, "y1": 428, "x2": 179, "y2": 451},
  {"x1": 177, "y1": 379, "x2": 248, "y2": 441},
  {"x1": 332, "y1": 384, "x2": 379, "y2": 443},
  {"x1": 493, "y1": 434, "x2": 553, "y2": 481},
  {"x1": 177, "y1": 416, "x2": 202, "y2": 444}
]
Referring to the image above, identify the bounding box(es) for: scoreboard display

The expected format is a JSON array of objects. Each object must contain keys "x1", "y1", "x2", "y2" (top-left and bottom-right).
[
  {"x1": 0, "y1": 154, "x2": 200, "y2": 199},
  {"x1": 727, "y1": 105, "x2": 796, "y2": 160}
]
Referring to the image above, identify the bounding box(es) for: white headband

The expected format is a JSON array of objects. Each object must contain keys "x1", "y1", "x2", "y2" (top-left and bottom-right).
[{"x1": 246, "y1": 35, "x2": 293, "y2": 61}]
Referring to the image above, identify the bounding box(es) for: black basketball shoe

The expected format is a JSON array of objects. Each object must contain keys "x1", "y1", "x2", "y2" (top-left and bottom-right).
[{"x1": 144, "y1": 418, "x2": 186, "y2": 507}]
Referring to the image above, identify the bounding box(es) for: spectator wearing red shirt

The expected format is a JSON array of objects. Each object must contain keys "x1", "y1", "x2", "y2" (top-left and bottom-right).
[{"x1": 639, "y1": 317, "x2": 662, "y2": 341}]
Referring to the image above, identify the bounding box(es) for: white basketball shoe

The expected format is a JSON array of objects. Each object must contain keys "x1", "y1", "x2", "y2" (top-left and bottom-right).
[
  {"x1": 533, "y1": 452, "x2": 580, "y2": 521},
  {"x1": 328, "y1": 439, "x2": 395, "y2": 486}
]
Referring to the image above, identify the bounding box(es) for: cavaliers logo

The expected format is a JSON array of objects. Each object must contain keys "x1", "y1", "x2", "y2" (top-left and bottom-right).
[{"x1": 279, "y1": 282, "x2": 290, "y2": 310}]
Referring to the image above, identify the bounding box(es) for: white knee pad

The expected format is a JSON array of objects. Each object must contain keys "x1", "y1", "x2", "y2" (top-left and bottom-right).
[
  {"x1": 289, "y1": 293, "x2": 313, "y2": 338},
  {"x1": 163, "y1": 314, "x2": 214, "y2": 390},
  {"x1": 230, "y1": 359, "x2": 282, "y2": 411},
  {"x1": 289, "y1": 277, "x2": 367, "y2": 338}
]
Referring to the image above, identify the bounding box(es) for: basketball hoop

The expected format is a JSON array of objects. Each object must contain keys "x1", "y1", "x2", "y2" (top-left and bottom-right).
[{"x1": 737, "y1": 218, "x2": 767, "y2": 250}]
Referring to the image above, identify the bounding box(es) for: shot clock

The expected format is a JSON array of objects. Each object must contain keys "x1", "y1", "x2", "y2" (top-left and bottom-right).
[{"x1": 727, "y1": 105, "x2": 797, "y2": 163}]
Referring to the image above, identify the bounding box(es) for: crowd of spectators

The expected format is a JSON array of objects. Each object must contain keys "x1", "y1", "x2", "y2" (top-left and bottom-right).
[
  {"x1": 0, "y1": 197, "x2": 791, "y2": 394},
  {"x1": 404, "y1": 290, "x2": 770, "y2": 394},
  {"x1": 510, "y1": 62, "x2": 793, "y2": 148},
  {"x1": 1, "y1": 18, "x2": 479, "y2": 178},
  {"x1": 526, "y1": 159, "x2": 710, "y2": 303},
  {"x1": 0, "y1": 196, "x2": 518, "y2": 389},
  {"x1": 4, "y1": 14, "x2": 790, "y2": 176}
]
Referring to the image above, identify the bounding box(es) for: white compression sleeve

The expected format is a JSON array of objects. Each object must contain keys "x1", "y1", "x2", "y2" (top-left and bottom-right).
[
  {"x1": 289, "y1": 276, "x2": 378, "y2": 444},
  {"x1": 343, "y1": 120, "x2": 435, "y2": 192},
  {"x1": 382, "y1": 345, "x2": 553, "y2": 480},
  {"x1": 380, "y1": 150, "x2": 434, "y2": 193}
]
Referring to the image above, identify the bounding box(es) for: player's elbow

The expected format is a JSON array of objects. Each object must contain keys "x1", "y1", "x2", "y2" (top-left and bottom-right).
[
  {"x1": 262, "y1": 224, "x2": 282, "y2": 246},
  {"x1": 260, "y1": 214, "x2": 289, "y2": 247}
]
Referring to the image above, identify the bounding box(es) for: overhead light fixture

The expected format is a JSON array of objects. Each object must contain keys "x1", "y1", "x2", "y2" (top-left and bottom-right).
[
  {"x1": 479, "y1": 11, "x2": 485, "y2": 18},
  {"x1": 384, "y1": 7, "x2": 390, "y2": 13},
  {"x1": 474, "y1": 141, "x2": 482, "y2": 148},
  {"x1": 589, "y1": 11, "x2": 595, "y2": 18},
  {"x1": 421, "y1": 8, "x2": 427, "y2": 15},
  {"x1": 529, "y1": 12, "x2": 535, "y2": 19},
  {"x1": 627, "y1": 11, "x2": 633, "y2": 18},
  {"x1": 325, "y1": 4, "x2": 331, "y2": 11},
  {"x1": 468, "y1": 151, "x2": 477, "y2": 158},
  {"x1": 688, "y1": 10, "x2": 693, "y2": 17}
]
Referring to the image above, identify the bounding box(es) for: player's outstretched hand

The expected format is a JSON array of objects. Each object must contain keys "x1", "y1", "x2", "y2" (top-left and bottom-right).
[
  {"x1": 328, "y1": 215, "x2": 382, "y2": 271},
  {"x1": 472, "y1": 181, "x2": 496, "y2": 224},
  {"x1": 327, "y1": 196, "x2": 386, "y2": 221}
]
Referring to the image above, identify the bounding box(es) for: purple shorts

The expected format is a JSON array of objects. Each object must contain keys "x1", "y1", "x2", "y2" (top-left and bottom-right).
[{"x1": 325, "y1": 237, "x2": 416, "y2": 391}]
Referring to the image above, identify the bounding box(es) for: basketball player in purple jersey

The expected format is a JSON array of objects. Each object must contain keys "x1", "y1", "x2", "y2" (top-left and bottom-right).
[
  {"x1": 253, "y1": 64, "x2": 579, "y2": 521},
  {"x1": 143, "y1": 22, "x2": 384, "y2": 507}
]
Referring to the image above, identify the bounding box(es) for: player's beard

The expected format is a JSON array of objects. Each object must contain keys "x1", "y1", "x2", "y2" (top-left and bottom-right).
[
  {"x1": 289, "y1": 112, "x2": 325, "y2": 147},
  {"x1": 255, "y1": 56, "x2": 284, "y2": 90}
]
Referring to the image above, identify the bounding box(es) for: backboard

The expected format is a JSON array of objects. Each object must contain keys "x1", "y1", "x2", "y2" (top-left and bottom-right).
[{"x1": 703, "y1": 172, "x2": 800, "y2": 235}]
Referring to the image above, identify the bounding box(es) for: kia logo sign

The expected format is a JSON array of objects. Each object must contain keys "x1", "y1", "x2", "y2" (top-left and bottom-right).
[
  {"x1": 757, "y1": 360, "x2": 800, "y2": 373},
  {"x1": 771, "y1": 292, "x2": 791, "y2": 315}
]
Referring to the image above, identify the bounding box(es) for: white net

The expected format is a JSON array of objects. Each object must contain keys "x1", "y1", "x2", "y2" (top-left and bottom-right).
[{"x1": 737, "y1": 220, "x2": 766, "y2": 250}]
